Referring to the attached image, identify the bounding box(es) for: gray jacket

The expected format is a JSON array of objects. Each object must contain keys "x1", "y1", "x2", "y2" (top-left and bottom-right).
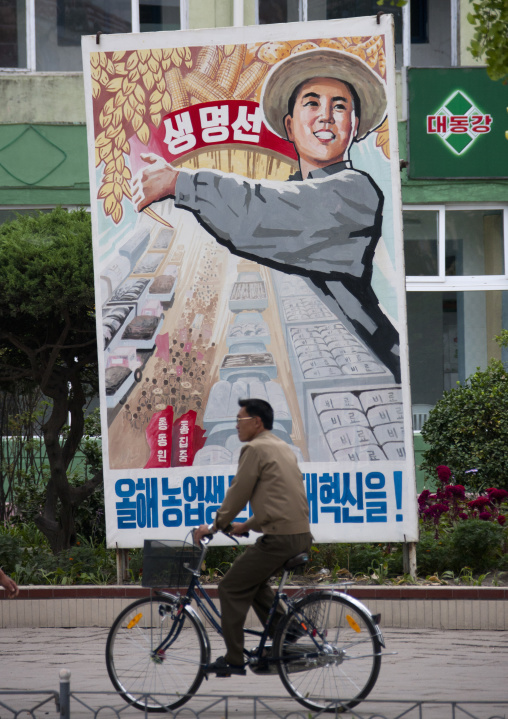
[{"x1": 175, "y1": 161, "x2": 400, "y2": 381}]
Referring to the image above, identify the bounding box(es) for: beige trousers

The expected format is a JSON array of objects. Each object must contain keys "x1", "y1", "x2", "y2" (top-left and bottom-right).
[{"x1": 217, "y1": 532, "x2": 312, "y2": 666}]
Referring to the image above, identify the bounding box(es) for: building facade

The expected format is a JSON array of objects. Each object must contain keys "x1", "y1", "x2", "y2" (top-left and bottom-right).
[{"x1": 1, "y1": 0, "x2": 507, "y2": 487}]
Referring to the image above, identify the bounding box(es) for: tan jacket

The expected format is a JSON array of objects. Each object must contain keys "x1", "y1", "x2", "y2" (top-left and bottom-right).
[{"x1": 213, "y1": 431, "x2": 310, "y2": 535}]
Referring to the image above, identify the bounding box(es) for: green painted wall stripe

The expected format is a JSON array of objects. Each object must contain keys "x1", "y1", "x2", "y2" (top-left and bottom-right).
[{"x1": 2, "y1": 122, "x2": 508, "y2": 206}]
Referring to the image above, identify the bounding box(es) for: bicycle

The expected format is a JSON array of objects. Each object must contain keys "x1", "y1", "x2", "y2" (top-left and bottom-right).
[{"x1": 106, "y1": 533, "x2": 385, "y2": 714}]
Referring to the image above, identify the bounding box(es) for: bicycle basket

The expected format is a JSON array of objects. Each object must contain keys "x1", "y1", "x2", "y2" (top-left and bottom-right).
[{"x1": 142, "y1": 539, "x2": 202, "y2": 589}]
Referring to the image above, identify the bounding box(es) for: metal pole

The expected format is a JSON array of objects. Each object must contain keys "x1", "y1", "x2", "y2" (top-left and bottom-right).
[
  {"x1": 59, "y1": 668, "x2": 71, "y2": 719},
  {"x1": 402, "y1": 542, "x2": 417, "y2": 579},
  {"x1": 116, "y1": 547, "x2": 130, "y2": 584}
]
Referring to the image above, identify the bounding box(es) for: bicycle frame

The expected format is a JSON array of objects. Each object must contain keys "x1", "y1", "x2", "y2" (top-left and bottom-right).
[{"x1": 149, "y1": 539, "x2": 349, "y2": 665}]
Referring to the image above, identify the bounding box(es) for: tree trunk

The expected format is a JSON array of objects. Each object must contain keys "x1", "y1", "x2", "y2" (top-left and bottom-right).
[{"x1": 36, "y1": 365, "x2": 102, "y2": 553}]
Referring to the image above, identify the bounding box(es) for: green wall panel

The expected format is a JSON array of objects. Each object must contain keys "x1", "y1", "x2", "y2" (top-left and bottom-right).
[{"x1": 0, "y1": 124, "x2": 90, "y2": 206}]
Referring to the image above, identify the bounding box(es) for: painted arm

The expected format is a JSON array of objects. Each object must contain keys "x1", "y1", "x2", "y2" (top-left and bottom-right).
[{"x1": 174, "y1": 167, "x2": 381, "y2": 279}]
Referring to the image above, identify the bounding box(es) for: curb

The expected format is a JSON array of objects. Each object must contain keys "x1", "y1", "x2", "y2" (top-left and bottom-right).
[{"x1": 1, "y1": 585, "x2": 507, "y2": 630}]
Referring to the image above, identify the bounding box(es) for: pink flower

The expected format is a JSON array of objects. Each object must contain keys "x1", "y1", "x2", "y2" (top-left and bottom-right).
[
  {"x1": 436, "y1": 465, "x2": 452, "y2": 483},
  {"x1": 459, "y1": 512, "x2": 469, "y2": 520},
  {"x1": 479, "y1": 511, "x2": 493, "y2": 521}
]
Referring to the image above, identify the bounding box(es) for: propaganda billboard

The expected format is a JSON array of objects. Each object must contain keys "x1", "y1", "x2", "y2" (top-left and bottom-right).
[{"x1": 82, "y1": 14, "x2": 418, "y2": 547}]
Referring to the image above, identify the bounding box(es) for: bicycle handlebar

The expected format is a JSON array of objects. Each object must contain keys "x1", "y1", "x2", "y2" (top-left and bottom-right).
[{"x1": 198, "y1": 529, "x2": 249, "y2": 546}]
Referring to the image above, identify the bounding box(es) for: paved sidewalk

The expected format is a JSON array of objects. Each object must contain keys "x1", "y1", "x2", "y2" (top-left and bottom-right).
[{"x1": 0, "y1": 627, "x2": 507, "y2": 717}]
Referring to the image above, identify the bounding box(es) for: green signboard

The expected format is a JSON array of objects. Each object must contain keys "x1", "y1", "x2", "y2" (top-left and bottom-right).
[{"x1": 408, "y1": 68, "x2": 508, "y2": 179}]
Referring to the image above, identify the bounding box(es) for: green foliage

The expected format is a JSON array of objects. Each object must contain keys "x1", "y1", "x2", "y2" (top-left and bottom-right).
[
  {"x1": 450, "y1": 519, "x2": 503, "y2": 572},
  {"x1": 0, "y1": 532, "x2": 24, "y2": 574},
  {"x1": 307, "y1": 542, "x2": 403, "y2": 578},
  {"x1": 13, "y1": 467, "x2": 106, "y2": 545},
  {"x1": 421, "y1": 360, "x2": 508, "y2": 491},
  {"x1": 0, "y1": 207, "x2": 95, "y2": 326},
  {"x1": 416, "y1": 530, "x2": 454, "y2": 575},
  {"x1": 0, "y1": 523, "x2": 116, "y2": 585},
  {"x1": 467, "y1": 0, "x2": 508, "y2": 83},
  {"x1": 204, "y1": 544, "x2": 246, "y2": 578},
  {"x1": 0, "y1": 207, "x2": 101, "y2": 552},
  {"x1": 82, "y1": 409, "x2": 103, "y2": 469}
]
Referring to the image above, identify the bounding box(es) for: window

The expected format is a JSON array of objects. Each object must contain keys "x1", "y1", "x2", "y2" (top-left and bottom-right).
[
  {"x1": 407, "y1": 290, "x2": 508, "y2": 408},
  {"x1": 0, "y1": 0, "x2": 27, "y2": 68},
  {"x1": 259, "y1": 0, "x2": 455, "y2": 69},
  {"x1": 405, "y1": 205, "x2": 508, "y2": 414},
  {"x1": 306, "y1": 0, "x2": 404, "y2": 67},
  {"x1": 258, "y1": 0, "x2": 299, "y2": 24},
  {"x1": 1, "y1": 0, "x2": 182, "y2": 71},
  {"x1": 140, "y1": 0, "x2": 180, "y2": 33},
  {"x1": 36, "y1": 0, "x2": 131, "y2": 71},
  {"x1": 404, "y1": 206, "x2": 506, "y2": 284}
]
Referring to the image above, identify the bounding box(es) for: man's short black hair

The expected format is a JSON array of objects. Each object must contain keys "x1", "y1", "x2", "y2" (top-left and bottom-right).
[
  {"x1": 238, "y1": 398, "x2": 274, "y2": 430},
  {"x1": 287, "y1": 77, "x2": 361, "y2": 125}
]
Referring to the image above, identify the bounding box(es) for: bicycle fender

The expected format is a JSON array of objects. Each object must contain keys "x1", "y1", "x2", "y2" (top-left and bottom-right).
[
  {"x1": 184, "y1": 603, "x2": 212, "y2": 663},
  {"x1": 299, "y1": 591, "x2": 385, "y2": 647}
]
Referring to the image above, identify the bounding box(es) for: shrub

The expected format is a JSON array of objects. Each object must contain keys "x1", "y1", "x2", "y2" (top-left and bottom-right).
[
  {"x1": 0, "y1": 532, "x2": 24, "y2": 575},
  {"x1": 421, "y1": 360, "x2": 508, "y2": 491},
  {"x1": 449, "y1": 519, "x2": 504, "y2": 573},
  {"x1": 416, "y1": 530, "x2": 453, "y2": 576}
]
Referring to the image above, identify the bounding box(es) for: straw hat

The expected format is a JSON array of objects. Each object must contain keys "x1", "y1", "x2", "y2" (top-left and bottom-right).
[{"x1": 261, "y1": 48, "x2": 387, "y2": 141}]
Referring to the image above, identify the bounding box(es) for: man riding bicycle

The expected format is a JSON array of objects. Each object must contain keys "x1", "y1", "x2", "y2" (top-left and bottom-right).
[{"x1": 194, "y1": 398, "x2": 312, "y2": 677}]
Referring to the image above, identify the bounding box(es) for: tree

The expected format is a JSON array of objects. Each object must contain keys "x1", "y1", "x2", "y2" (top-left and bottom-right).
[
  {"x1": 0, "y1": 208, "x2": 102, "y2": 553},
  {"x1": 467, "y1": 0, "x2": 508, "y2": 83},
  {"x1": 420, "y1": 345, "x2": 508, "y2": 492}
]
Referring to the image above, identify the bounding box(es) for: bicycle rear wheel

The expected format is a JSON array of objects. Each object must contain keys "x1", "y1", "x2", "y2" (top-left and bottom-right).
[
  {"x1": 274, "y1": 592, "x2": 382, "y2": 713},
  {"x1": 106, "y1": 596, "x2": 209, "y2": 712}
]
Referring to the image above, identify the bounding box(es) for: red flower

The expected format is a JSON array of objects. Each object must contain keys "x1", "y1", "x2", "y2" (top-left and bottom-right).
[
  {"x1": 436, "y1": 465, "x2": 452, "y2": 483},
  {"x1": 479, "y1": 511, "x2": 493, "y2": 521},
  {"x1": 444, "y1": 484, "x2": 466, "y2": 499},
  {"x1": 486, "y1": 488, "x2": 508, "y2": 504},
  {"x1": 418, "y1": 489, "x2": 431, "y2": 505},
  {"x1": 498, "y1": 515, "x2": 506, "y2": 526},
  {"x1": 459, "y1": 512, "x2": 469, "y2": 520},
  {"x1": 468, "y1": 497, "x2": 491, "y2": 509}
]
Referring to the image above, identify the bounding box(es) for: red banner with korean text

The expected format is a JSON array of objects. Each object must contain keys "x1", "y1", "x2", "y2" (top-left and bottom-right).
[
  {"x1": 154, "y1": 100, "x2": 298, "y2": 164},
  {"x1": 145, "y1": 407, "x2": 206, "y2": 468}
]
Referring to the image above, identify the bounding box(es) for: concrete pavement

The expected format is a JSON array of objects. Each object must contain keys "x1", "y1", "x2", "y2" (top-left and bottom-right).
[{"x1": 0, "y1": 627, "x2": 507, "y2": 717}]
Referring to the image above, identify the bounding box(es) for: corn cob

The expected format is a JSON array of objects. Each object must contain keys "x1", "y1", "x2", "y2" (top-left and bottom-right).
[
  {"x1": 234, "y1": 61, "x2": 268, "y2": 100},
  {"x1": 194, "y1": 46, "x2": 219, "y2": 79},
  {"x1": 183, "y1": 70, "x2": 229, "y2": 102},
  {"x1": 216, "y1": 45, "x2": 246, "y2": 93},
  {"x1": 165, "y1": 67, "x2": 189, "y2": 111}
]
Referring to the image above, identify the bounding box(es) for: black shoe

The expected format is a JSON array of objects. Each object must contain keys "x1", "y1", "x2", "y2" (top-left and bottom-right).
[
  {"x1": 206, "y1": 656, "x2": 246, "y2": 677},
  {"x1": 285, "y1": 622, "x2": 307, "y2": 643}
]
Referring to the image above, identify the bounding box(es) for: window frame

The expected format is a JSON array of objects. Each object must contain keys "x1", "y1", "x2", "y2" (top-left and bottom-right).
[
  {"x1": 1, "y1": 0, "x2": 189, "y2": 71},
  {"x1": 4, "y1": 0, "x2": 459, "y2": 72},
  {"x1": 404, "y1": 203, "x2": 508, "y2": 291}
]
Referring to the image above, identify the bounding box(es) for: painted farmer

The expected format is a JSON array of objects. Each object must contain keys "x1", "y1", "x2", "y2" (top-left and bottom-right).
[{"x1": 132, "y1": 48, "x2": 400, "y2": 382}]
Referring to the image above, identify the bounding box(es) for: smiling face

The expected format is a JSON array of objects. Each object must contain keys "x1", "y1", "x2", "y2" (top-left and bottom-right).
[{"x1": 284, "y1": 77, "x2": 359, "y2": 178}]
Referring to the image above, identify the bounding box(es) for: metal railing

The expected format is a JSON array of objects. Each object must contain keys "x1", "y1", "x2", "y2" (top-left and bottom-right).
[{"x1": 0, "y1": 671, "x2": 506, "y2": 719}]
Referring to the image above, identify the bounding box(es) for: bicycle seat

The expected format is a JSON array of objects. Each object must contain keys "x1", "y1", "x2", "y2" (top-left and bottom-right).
[{"x1": 283, "y1": 553, "x2": 309, "y2": 570}]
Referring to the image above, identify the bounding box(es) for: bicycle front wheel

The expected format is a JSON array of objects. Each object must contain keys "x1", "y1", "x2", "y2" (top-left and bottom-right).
[
  {"x1": 274, "y1": 592, "x2": 382, "y2": 714},
  {"x1": 106, "y1": 596, "x2": 209, "y2": 712}
]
